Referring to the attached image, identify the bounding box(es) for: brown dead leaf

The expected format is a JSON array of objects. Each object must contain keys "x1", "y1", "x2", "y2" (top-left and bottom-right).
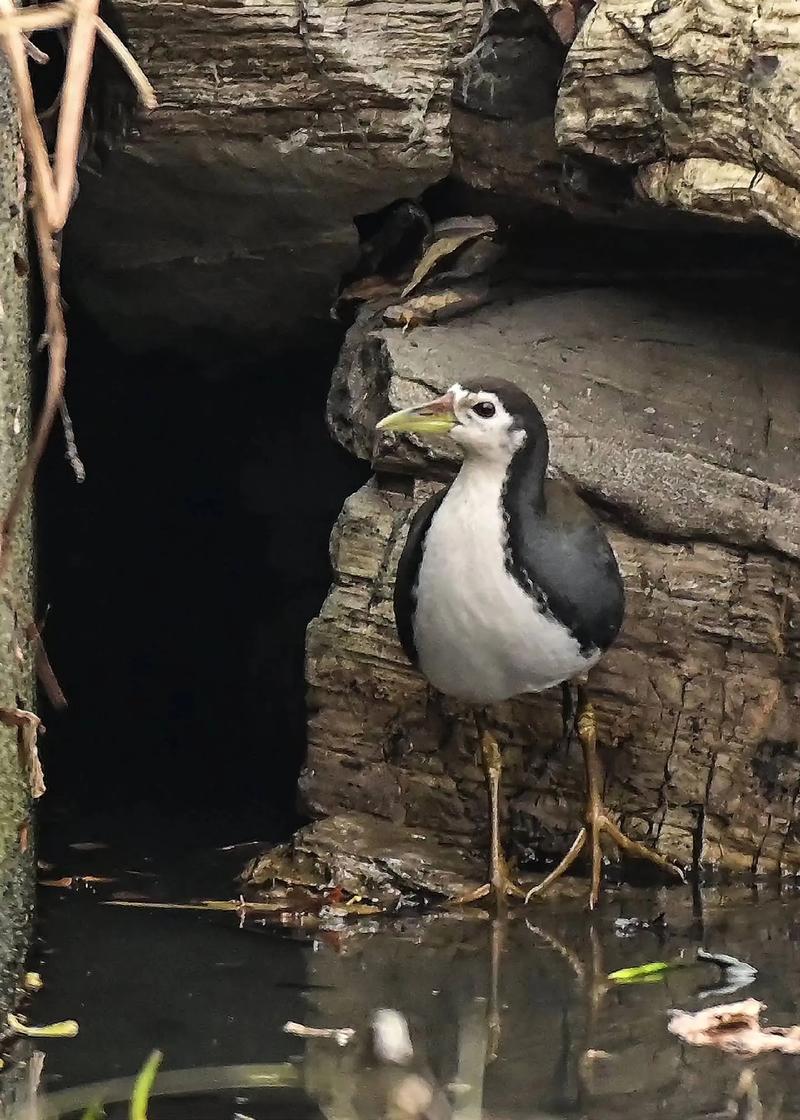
[
  {"x1": 338, "y1": 275, "x2": 403, "y2": 303},
  {"x1": 400, "y1": 220, "x2": 495, "y2": 300},
  {"x1": 0, "y1": 707, "x2": 45, "y2": 798},
  {"x1": 383, "y1": 287, "x2": 487, "y2": 330},
  {"x1": 549, "y1": 0, "x2": 576, "y2": 43},
  {"x1": 668, "y1": 999, "x2": 800, "y2": 1056},
  {"x1": 40, "y1": 874, "x2": 115, "y2": 889}
]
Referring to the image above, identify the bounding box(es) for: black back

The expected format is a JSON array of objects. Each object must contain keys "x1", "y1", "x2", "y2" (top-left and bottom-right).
[
  {"x1": 393, "y1": 486, "x2": 449, "y2": 665},
  {"x1": 503, "y1": 464, "x2": 625, "y2": 656},
  {"x1": 462, "y1": 376, "x2": 625, "y2": 653}
]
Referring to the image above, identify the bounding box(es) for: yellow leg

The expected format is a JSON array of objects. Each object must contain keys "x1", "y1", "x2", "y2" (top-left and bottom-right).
[
  {"x1": 455, "y1": 723, "x2": 527, "y2": 906},
  {"x1": 526, "y1": 685, "x2": 684, "y2": 909}
]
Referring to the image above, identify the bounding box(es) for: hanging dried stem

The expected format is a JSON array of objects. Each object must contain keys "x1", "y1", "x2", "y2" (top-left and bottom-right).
[
  {"x1": 95, "y1": 16, "x2": 156, "y2": 109},
  {"x1": 0, "y1": 203, "x2": 66, "y2": 567},
  {"x1": 0, "y1": 0, "x2": 157, "y2": 577}
]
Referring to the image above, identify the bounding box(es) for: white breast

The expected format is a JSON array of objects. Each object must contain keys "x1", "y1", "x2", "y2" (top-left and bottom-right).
[{"x1": 412, "y1": 460, "x2": 597, "y2": 704}]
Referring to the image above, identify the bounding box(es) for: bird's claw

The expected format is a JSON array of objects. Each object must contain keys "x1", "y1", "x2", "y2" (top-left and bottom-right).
[
  {"x1": 450, "y1": 863, "x2": 528, "y2": 907},
  {"x1": 524, "y1": 816, "x2": 684, "y2": 910}
]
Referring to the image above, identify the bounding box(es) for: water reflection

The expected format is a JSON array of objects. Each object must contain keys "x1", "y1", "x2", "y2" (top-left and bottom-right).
[
  {"x1": 13, "y1": 873, "x2": 800, "y2": 1120},
  {"x1": 298, "y1": 895, "x2": 800, "y2": 1120}
]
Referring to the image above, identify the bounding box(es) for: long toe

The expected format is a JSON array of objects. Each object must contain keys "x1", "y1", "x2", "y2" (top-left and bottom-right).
[
  {"x1": 450, "y1": 883, "x2": 492, "y2": 906},
  {"x1": 450, "y1": 876, "x2": 527, "y2": 907},
  {"x1": 602, "y1": 816, "x2": 685, "y2": 882},
  {"x1": 585, "y1": 813, "x2": 685, "y2": 908}
]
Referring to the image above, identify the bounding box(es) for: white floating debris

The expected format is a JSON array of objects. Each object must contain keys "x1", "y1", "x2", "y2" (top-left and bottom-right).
[
  {"x1": 372, "y1": 1008, "x2": 414, "y2": 1065},
  {"x1": 283, "y1": 1021, "x2": 354, "y2": 1047}
]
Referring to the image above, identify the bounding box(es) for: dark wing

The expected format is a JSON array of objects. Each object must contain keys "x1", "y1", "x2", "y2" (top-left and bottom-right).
[
  {"x1": 505, "y1": 478, "x2": 625, "y2": 655},
  {"x1": 393, "y1": 486, "x2": 449, "y2": 665}
]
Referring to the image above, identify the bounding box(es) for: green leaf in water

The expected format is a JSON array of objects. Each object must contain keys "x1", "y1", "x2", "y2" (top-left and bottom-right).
[
  {"x1": 608, "y1": 961, "x2": 675, "y2": 983},
  {"x1": 130, "y1": 1050, "x2": 163, "y2": 1120}
]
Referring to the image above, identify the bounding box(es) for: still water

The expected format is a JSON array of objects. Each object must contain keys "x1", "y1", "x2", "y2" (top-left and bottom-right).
[{"x1": 13, "y1": 810, "x2": 800, "y2": 1120}]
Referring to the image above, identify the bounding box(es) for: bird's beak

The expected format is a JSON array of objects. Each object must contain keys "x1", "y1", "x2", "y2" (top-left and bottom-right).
[{"x1": 376, "y1": 392, "x2": 457, "y2": 435}]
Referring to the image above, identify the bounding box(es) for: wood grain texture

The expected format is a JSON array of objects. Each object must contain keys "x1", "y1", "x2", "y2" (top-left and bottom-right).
[{"x1": 557, "y1": 0, "x2": 800, "y2": 236}]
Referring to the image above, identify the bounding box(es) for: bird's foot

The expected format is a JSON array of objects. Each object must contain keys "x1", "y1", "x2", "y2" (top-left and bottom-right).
[
  {"x1": 524, "y1": 688, "x2": 684, "y2": 910},
  {"x1": 451, "y1": 853, "x2": 527, "y2": 907},
  {"x1": 524, "y1": 813, "x2": 684, "y2": 910}
]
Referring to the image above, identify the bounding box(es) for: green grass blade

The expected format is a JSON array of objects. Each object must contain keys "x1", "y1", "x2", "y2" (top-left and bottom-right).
[
  {"x1": 80, "y1": 1102, "x2": 106, "y2": 1120},
  {"x1": 130, "y1": 1050, "x2": 163, "y2": 1120}
]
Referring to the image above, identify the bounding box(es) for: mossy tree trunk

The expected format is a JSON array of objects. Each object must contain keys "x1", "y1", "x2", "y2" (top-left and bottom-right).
[{"x1": 0, "y1": 58, "x2": 35, "y2": 1020}]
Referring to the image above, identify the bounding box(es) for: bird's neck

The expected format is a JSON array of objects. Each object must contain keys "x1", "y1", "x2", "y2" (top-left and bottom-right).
[{"x1": 458, "y1": 433, "x2": 548, "y2": 511}]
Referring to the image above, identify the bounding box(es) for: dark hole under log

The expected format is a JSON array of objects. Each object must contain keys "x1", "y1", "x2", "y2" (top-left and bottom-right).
[{"x1": 34, "y1": 311, "x2": 367, "y2": 842}]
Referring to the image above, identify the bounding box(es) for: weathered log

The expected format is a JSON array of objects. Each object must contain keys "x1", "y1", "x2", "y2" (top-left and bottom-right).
[
  {"x1": 302, "y1": 288, "x2": 800, "y2": 875},
  {"x1": 60, "y1": 0, "x2": 800, "y2": 359},
  {"x1": 448, "y1": 0, "x2": 800, "y2": 243},
  {"x1": 62, "y1": 0, "x2": 482, "y2": 355},
  {"x1": 556, "y1": 0, "x2": 800, "y2": 237},
  {"x1": 0, "y1": 61, "x2": 35, "y2": 1022}
]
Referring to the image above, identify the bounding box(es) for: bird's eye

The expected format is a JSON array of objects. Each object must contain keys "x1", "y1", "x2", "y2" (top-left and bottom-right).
[{"x1": 472, "y1": 401, "x2": 496, "y2": 419}]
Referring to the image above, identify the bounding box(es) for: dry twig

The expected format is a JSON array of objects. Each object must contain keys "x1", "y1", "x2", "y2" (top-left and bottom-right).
[
  {"x1": 0, "y1": 0, "x2": 156, "y2": 576},
  {"x1": 25, "y1": 615, "x2": 67, "y2": 708},
  {"x1": 283, "y1": 1022, "x2": 355, "y2": 1047}
]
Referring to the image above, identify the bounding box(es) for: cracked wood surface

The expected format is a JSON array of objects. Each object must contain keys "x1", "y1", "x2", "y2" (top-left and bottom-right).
[
  {"x1": 557, "y1": 0, "x2": 800, "y2": 237},
  {"x1": 303, "y1": 288, "x2": 800, "y2": 873},
  {"x1": 63, "y1": 0, "x2": 800, "y2": 354}
]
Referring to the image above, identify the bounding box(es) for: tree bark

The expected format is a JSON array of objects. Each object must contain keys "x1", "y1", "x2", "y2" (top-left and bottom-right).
[{"x1": 302, "y1": 288, "x2": 800, "y2": 875}]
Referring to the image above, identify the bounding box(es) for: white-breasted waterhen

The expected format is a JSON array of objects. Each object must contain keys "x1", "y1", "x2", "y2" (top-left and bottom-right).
[{"x1": 377, "y1": 377, "x2": 683, "y2": 908}]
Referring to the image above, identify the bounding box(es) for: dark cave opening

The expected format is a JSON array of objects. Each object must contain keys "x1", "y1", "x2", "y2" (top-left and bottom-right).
[{"x1": 34, "y1": 311, "x2": 368, "y2": 849}]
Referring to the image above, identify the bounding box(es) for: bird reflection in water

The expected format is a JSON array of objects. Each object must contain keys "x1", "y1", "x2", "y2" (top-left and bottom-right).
[{"x1": 307, "y1": 916, "x2": 609, "y2": 1120}]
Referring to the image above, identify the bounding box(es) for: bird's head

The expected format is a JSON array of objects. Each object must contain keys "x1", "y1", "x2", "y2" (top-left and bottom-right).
[{"x1": 376, "y1": 377, "x2": 547, "y2": 464}]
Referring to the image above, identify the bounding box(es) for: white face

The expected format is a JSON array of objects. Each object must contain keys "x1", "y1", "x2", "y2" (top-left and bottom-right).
[{"x1": 448, "y1": 383, "x2": 525, "y2": 461}]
